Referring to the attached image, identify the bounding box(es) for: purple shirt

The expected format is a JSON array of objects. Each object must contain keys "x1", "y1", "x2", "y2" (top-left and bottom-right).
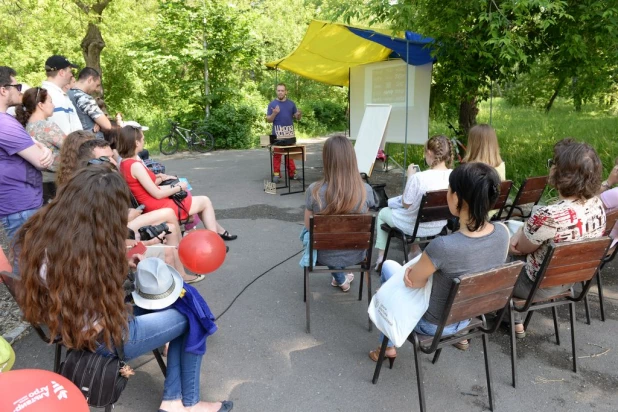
[
  {"x1": 0, "y1": 113, "x2": 42, "y2": 217},
  {"x1": 267, "y1": 99, "x2": 297, "y2": 138}
]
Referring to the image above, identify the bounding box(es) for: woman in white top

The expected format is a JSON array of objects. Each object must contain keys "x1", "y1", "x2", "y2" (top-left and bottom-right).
[
  {"x1": 461, "y1": 124, "x2": 505, "y2": 181},
  {"x1": 374, "y1": 135, "x2": 453, "y2": 269}
]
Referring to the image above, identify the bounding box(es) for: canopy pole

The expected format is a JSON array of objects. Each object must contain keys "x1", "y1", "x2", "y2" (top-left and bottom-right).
[
  {"x1": 489, "y1": 80, "x2": 494, "y2": 125},
  {"x1": 403, "y1": 40, "x2": 410, "y2": 191},
  {"x1": 347, "y1": 68, "x2": 351, "y2": 138}
]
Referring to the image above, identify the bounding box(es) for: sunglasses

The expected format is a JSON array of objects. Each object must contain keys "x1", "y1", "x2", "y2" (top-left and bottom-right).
[
  {"x1": 3, "y1": 83, "x2": 22, "y2": 92},
  {"x1": 547, "y1": 158, "x2": 555, "y2": 168},
  {"x1": 87, "y1": 156, "x2": 111, "y2": 166}
]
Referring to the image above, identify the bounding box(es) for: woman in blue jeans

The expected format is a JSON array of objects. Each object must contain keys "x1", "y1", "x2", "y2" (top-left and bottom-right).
[
  {"x1": 14, "y1": 165, "x2": 232, "y2": 412},
  {"x1": 369, "y1": 162, "x2": 510, "y2": 364}
]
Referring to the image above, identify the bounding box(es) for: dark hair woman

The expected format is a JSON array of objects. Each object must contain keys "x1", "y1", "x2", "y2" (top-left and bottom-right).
[
  {"x1": 15, "y1": 87, "x2": 65, "y2": 172},
  {"x1": 14, "y1": 165, "x2": 232, "y2": 412},
  {"x1": 116, "y1": 124, "x2": 236, "y2": 242},
  {"x1": 370, "y1": 162, "x2": 510, "y2": 363},
  {"x1": 304, "y1": 135, "x2": 375, "y2": 291},
  {"x1": 509, "y1": 138, "x2": 606, "y2": 338}
]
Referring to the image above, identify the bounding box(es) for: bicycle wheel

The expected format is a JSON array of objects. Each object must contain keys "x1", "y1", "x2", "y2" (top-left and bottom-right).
[
  {"x1": 160, "y1": 135, "x2": 179, "y2": 155},
  {"x1": 190, "y1": 130, "x2": 215, "y2": 153}
]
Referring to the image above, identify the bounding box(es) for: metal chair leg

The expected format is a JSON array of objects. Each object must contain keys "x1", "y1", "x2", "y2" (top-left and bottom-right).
[
  {"x1": 303, "y1": 268, "x2": 307, "y2": 302},
  {"x1": 53, "y1": 343, "x2": 62, "y2": 373},
  {"x1": 523, "y1": 311, "x2": 534, "y2": 330},
  {"x1": 583, "y1": 294, "x2": 591, "y2": 325},
  {"x1": 366, "y1": 271, "x2": 373, "y2": 332},
  {"x1": 413, "y1": 336, "x2": 427, "y2": 412},
  {"x1": 372, "y1": 336, "x2": 389, "y2": 384},
  {"x1": 597, "y1": 271, "x2": 606, "y2": 322},
  {"x1": 401, "y1": 233, "x2": 408, "y2": 264},
  {"x1": 482, "y1": 333, "x2": 494, "y2": 411},
  {"x1": 551, "y1": 303, "x2": 560, "y2": 346},
  {"x1": 305, "y1": 270, "x2": 311, "y2": 333},
  {"x1": 431, "y1": 348, "x2": 442, "y2": 365},
  {"x1": 358, "y1": 268, "x2": 364, "y2": 301},
  {"x1": 152, "y1": 349, "x2": 167, "y2": 376},
  {"x1": 510, "y1": 304, "x2": 517, "y2": 388},
  {"x1": 570, "y1": 302, "x2": 577, "y2": 373},
  {"x1": 382, "y1": 230, "x2": 393, "y2": 265}
]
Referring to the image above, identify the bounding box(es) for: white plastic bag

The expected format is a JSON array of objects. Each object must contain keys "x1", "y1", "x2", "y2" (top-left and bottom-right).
[{"x1": 368, "y1": 256, "x2": 433, "y2": 347}]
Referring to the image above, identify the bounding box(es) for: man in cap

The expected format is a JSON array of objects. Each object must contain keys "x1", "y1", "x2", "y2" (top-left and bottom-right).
[
  {"x1": 68, "y1": 67, "x2": 111, "y2": 139},
  {"x1": 41, "y1": 55, "x2": 83, "y2": 135}
]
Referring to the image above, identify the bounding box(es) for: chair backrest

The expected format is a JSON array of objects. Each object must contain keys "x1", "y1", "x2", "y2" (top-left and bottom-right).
[
  {"x1": 443, "y1": 261, "x2": 524, "y2": 326},
  {"x1": 537, "y1": 237, "x2": 611, "y2": 290},
  {"x1": 310, "y1": 214, "x2": 376, "y2": 251},
  {"x1": 603, "y1": 208, "x2": 618, "y2": 238},
  {"x1": 492, "y1": 180, "x2": 513, "y2": 219},
  {"x1": 513, "y1": 176, "x2": 548, "y2": 206},
  {"x1": 410, "y1": 189, "x2": 452, "y2": 238}
]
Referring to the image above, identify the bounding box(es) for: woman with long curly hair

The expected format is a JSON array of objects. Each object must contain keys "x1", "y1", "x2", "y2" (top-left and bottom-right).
[
  {"x1": 55, "y1": 130, "x2": 95, "y2": 187},
  {"x1": 374, "y1": 135, "x2": 453, "y2": 269},
  {"x1": 15, "y1": 87, "x2": 65, "y2": 172},
  {"x1": 304, "y1": 135, "x2": 375, "y2": 291},
  {"x1": 15, "y1": 164, "x2": 232, "y2": 412}
]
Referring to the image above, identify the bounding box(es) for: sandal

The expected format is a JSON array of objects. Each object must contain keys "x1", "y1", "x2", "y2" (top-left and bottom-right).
[
  {"x1": 453, "y1": 340, "x2": 469, "y2": 351},
  {"x1": 184, "y1": 274, "x2": 205, "y2": 284},
  {"x1": 218, "y1": 230, "x2": 237, "y2": 241},
  {"x1": 369, "y1": 347, "x2": 397, "y2": 369}
]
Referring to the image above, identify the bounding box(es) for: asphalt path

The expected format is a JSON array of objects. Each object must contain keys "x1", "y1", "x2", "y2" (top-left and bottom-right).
[{"x1": 11, "y1": 139, "x2": 618, "y2": 411}]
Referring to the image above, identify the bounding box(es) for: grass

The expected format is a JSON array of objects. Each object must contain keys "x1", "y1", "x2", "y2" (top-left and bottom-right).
[{"x1": 386, "y1": 98, "x2": 618, "y2": 193}]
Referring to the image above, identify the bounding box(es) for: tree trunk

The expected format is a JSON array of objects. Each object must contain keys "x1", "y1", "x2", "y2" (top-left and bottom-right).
[
  {"x1": 458, "y1": 98, "x2": 478, "y2": 143},
  {"x1": 544, "y1": 77, "x2": 566, "y2": 113},
  {"x1": 80, "y1": 22, "x2": 106, "y2": 74}
]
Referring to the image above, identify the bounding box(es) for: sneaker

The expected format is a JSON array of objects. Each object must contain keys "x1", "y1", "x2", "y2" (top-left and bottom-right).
[
  {"x1": 273, "y1": 175, "x2": 280, "y2": 184},
  {"x1": 291, "y1": 174, "x2": 301, "y2": 180}
]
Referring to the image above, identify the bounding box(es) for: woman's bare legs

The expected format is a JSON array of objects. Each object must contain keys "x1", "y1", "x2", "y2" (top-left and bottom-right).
[{"x1": 188, "y1": 196, "x2": 227, "y2": 234}]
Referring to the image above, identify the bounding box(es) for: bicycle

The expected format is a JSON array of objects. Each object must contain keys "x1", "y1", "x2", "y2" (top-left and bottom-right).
[{"x1": 159, "y1": 120, "x2": 215, "y2": 155}]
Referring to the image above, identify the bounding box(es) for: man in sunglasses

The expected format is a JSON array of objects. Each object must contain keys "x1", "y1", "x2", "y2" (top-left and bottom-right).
[
  {"x1": 41, "y1": 55, "x2": 83, "y2": 135},
  {"x1": 0, "y1": 66, "x2": 53, "y2": 241}
]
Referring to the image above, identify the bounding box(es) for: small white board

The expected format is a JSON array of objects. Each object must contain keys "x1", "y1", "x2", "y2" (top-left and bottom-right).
[{"x1": 354, "y1": 104, "x2": 392, "y2": 176}]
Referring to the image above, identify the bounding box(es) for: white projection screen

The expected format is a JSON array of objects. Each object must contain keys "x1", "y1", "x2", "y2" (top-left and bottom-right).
[{"x1": 350, "y1": 60, "x2": 433, "y2": 145}]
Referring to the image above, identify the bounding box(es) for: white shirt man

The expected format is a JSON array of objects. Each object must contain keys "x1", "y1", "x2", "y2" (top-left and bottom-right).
[{"x1": 41, "y1": 55, "x2": 83, "y2": 135}]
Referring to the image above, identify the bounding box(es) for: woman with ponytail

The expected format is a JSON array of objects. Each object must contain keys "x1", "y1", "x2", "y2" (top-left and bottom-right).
[
  {"x1": 370, "y1": 162, "x2": 510, "y2": 362},
  {"x1": 15, "y1": 87, "x2": 65, "y2": 172},
  {"x1": 374, "y1": 135, "x2": 453, "y2": 269}
]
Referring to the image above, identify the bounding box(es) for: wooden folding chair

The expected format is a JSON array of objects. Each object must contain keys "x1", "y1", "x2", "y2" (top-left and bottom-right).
[
  {"x1": 372, "y1": 261, "x2": 524, "y2": 412},
  {"x1": 304, "y1": 214, "x2": 376, "y2": 333},
  {"x1": 490, "y1": 180, "x2": 513, "y2": 220},
  {"x1": 500, "y1": 176, "x2": 548, "y2": 221},
  {"x1": 380, "y1": 190, "x2": 452, "y2": 266},
  {"x1": 509, "y1": 237, "x2": 611, "y2": 388},
  {"x1": 582, "y1": 208, "x2": 618, "y2": 323}
]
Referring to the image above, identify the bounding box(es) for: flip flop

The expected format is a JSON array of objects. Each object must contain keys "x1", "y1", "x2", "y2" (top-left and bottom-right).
[{"x1": 185, "y1": 274, "x2": 205, "y2": 284}]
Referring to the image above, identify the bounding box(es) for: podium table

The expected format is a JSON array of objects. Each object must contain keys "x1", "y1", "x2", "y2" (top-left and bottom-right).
[{"x1": 265, "y1": 143, "x2": 306, "y2": 195}]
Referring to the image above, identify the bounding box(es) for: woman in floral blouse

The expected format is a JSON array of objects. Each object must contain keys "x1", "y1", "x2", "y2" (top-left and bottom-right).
[{"x1": 15, "y1": 87, "x2": 65, "y2": 172}]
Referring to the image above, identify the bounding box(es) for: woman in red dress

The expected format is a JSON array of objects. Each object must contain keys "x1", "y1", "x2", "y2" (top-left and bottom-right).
[{"x1": 116, "y1": 124, "x2": 237, "y2": 241}]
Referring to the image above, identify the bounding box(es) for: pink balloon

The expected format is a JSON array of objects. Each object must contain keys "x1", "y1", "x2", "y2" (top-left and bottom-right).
[
  {"x1": 178, "y1": 230, "x2": 226, "y2": 274},
  {"x1": 0, "y1": 369, "x2": 89, "y2": 411}
]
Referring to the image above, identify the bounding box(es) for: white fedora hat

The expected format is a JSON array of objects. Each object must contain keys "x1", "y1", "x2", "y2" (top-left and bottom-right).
[{"x1": 132, "y1": 257, "x2": 183, "y2": 310}]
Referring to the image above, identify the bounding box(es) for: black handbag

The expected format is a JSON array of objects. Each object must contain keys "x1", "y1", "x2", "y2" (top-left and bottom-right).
[
  {"x1": 59, "y1": 341, "x2": 129, "y2": 408},
  {"x1": 370, "y1": 183, "x2": 388, "y2": 210},
  {"x1": 160, "y1": 178, "x2": 190, "y2": 223}
]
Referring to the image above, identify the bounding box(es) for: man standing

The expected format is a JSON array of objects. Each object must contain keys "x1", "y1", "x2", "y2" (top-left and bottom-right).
[
  {"x1": 68, "y1": 67, "x2": 111, "y2": 139},
  {"x1": 0, "y1": 66, "x2": 53, "y2": 241},
  {"x1": 266, "y1": 83, "x2": 301, "y2": 183},
  {"x1": 42, "y1": 55, "x2": 82, "y2": 135}
]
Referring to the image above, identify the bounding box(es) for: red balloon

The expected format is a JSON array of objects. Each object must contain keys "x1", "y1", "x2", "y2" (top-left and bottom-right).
[
  {"x1": 178, "y1": 229, "x2": 226, "y2": 274},
  {"x1": 0, "y1": 369, "x2": 89, "y2": 412}
]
